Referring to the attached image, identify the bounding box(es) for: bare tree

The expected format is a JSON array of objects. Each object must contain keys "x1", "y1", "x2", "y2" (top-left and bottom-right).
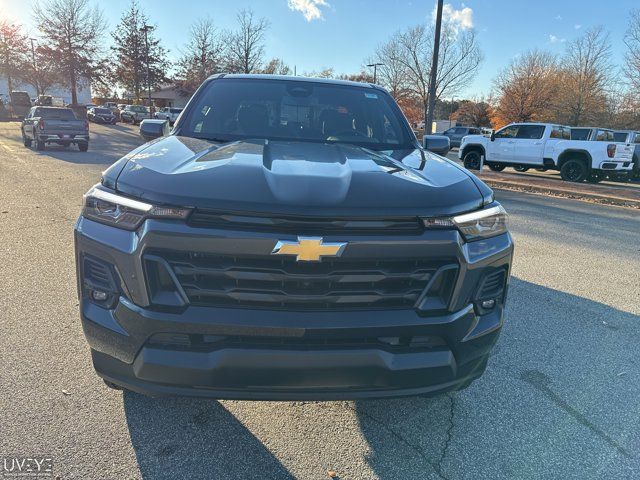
[
  {"x1": 372, "y1": 21, "x2": 482, "y2": 120},
  {"x1": 23, "y1": 44, "x2": 65, "y2": 95},
  {"x1": 33, "y1": 0, "x2": 106, "y2": 105},
  {"x1": 557, "y1": 26, "x2": 612, "y2": 125},
  {"x1": 370, "y1": 38, "x2": 411, "y2": 100},
  {"x1": 226, "y1": 9, "x2": 269, "y2": 74},
  {"x1": 176, "y1": 17, "x2": 226, "y2": 93},
  {"x1": 492, "y1": 50, "x2": 559, "y2": 125},
  {"x1": 0, "y1": 21, "x2": 29, "y2": 93},
  {"x1": 624, "y1": 10, "x2": 640, "y2": 92}
]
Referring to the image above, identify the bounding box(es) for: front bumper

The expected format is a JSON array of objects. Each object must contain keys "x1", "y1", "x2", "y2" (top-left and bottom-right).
[{"x1": 75, "y1": 217, "x2": 513, "y2": 400}]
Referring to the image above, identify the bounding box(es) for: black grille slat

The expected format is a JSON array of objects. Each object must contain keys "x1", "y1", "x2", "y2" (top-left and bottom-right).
[
  {"x1": 188, "y1": 211, "x2": 422, "y2": 234},
  {"x1": 477, "y1": 269, "x2": 507, "y2": 299},
  {"x1": 146, "y1": 250, "x2": 456, "y2": 311}
]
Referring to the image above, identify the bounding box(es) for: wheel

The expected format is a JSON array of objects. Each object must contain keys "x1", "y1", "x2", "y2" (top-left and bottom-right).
[
  {"x1": 513, "y1": 166, "x2": 529, "y2": 172},
  {"x1": 78, "y1": 142, "x2": 89, "y2": 152},
  {"x1": 463, "y1": 150, "x2": 482, "y2": 170},
  {"x1": 586, "y1": 172, "x2": 603, "y2": 183},
  {"x1": 35, "y1": 138, "x2": 45, "y2": 151},
  {"x1": 23, "y1": 136, "x2": 32, "y2": 147},
  {"x1": 103, "y1": 379, "x2": 123, "y2": 390},
  {"x1": 488, "y1": 163, "x2": 506, "y2": 172},
  {"x1": 535, "y1": 167, "x2": 548, "y2": 172},
  {"x1": 560, "y1": 159, "x2": 588, "y2": 182}
]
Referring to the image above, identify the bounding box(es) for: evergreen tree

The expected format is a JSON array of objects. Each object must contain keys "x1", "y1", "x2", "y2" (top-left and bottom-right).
[{"x1": 111, "y1": 1, "x2": 170, "y2": 99}]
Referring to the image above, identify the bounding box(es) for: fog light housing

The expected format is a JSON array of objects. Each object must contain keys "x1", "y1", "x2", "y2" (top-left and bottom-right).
[{"x1": 91, "y1": 290, "x2": 109, "y2": 301}]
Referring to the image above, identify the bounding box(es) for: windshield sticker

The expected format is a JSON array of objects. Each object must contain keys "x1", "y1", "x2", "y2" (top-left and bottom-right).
[{"x1": 364, "y1": 93, "x2": 378, "y2": 99}]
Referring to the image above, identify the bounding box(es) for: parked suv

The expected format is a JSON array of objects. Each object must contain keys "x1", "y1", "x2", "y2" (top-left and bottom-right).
[
  {"x1": 120, "y1": 105, "x2": 149, "y2": 124},
  {"x1": 442, "y1": 126, "x2": 482, "y2": 148},
  {"x1": 75, "y1": 74, "x2": 513, "y2": 400}
]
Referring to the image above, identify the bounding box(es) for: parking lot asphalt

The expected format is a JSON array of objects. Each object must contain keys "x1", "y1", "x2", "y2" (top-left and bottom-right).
[{"x1": 1, "y1": 122, "x2": 639, "y2": 480}]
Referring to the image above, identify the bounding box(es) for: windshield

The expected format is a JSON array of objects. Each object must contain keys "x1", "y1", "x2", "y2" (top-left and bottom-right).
[
  {"x1": 94, "y1": 108, "x2": 111, "y2": 114},
  {"x1": 37, "y1": 108, "x2": 77, "y2": 120},
  {"x1": 178, "y1": 78, "x2": 414, "y2": 150}
]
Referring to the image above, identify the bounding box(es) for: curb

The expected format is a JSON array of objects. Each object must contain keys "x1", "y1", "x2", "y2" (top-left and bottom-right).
[{"x1": 483, "y1": 178, "x2": 640, "y2": 209}]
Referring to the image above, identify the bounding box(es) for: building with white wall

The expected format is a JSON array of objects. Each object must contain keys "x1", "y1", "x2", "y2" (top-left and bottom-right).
[{"x1": 0, "y1": 75, "x2": 92, "y2": 105}]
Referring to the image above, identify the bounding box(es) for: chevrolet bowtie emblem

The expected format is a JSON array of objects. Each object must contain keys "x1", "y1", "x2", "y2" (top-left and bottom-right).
[{"x1": 271, "y1": 237, "x2": 347, "y2": 262}]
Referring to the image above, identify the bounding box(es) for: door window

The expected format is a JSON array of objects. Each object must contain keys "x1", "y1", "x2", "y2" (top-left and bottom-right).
[
  {"x1": 495, "y1": 125, "x2": 519, "y2": 138},
  {"x1": 516, "y1": 125, "x2": 545, "y2": 139}
]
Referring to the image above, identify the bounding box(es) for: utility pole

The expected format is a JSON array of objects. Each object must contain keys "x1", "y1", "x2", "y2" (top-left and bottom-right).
[
  {"x1": 140, "y1": 25, "x2": 153, "y2": 118},
  {"x1": 425, "y1": 0, "x2": 444, "y2": 134},
  {"x1": 366, "y1": 63, "x2": 384, "y2": 84},
  {"x1": 30, "y1": 38, "x2": 39, "y2": 97}
]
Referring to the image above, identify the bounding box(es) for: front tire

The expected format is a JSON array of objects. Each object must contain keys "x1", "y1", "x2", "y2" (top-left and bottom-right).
[
  {"x1": 78, "y1": 142, "x2": 89, "y2": 152},
  {"x1": 23, "y1": 136, "x2": 32, "y2": 147},
  {"x1": 514, "y1": 165, "x2": 529, "y2": 172},
  {"x1": 35, "y1": 138, "x2": 45, "y2": 151},
  {"x1": 560, "y1": 159, "x2": 588, "y2": 182},
  {"x1": 463, "y1": 150, "x2": 482, "y2": 170},
  {"x1": 488, "y1": 163, "x2": 506, "y2": 172}
]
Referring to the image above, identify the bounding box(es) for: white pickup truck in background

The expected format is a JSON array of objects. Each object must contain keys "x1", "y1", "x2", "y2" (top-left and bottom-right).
[{"x1": 459, "y1": 123, "x2": 635, "y2": 182}]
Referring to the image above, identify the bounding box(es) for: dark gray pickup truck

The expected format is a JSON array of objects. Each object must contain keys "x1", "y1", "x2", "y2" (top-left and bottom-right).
[{"x1": 21, "y1": 106, "x2": 90, "y2": 151}]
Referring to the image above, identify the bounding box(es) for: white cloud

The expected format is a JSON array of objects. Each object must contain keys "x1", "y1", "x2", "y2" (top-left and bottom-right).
[
  {"x1": 287, "y1": 0, "x2": 330, "y2": 22},
  {"x1": 554, "y1": 14, "x2": 562, "y2": 20},
  {"x1": 549, "y1": 34, "x2": 566, "y2": 44},
  {"x1": 433, "y1": 3, "x2": 474, "y2": 31},
  {"x1": 574, "y1": 24, "x2": 582, "y2": 29}
]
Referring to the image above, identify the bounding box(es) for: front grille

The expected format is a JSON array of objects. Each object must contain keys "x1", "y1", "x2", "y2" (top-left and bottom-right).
[
  {"x1": 188, "y1": 210, "x2": 423, "y2": 234},
  {"x1": 145, "y1": 250, "x2": 457, "y2": 311}
]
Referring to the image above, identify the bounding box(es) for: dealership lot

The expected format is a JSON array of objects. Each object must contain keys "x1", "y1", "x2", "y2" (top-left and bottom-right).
[{"x1": 0, "y1": 122, "x2": 638, "y2": 479}]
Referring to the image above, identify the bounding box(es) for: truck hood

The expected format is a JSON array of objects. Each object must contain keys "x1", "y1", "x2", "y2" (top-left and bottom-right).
[{"x1": 109, "y1": 135, "x2": 487, "y2": 217}]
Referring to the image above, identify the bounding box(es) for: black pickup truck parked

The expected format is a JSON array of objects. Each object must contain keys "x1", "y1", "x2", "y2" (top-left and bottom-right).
[
  {"x1": 75, "y1": 74, "x2": 513, "y2": 400},
  {"x1": 21, "y1": 107, "x2": 90, "y2": 151}
]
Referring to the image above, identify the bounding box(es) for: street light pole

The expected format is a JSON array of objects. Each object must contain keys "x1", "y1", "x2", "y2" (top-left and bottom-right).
[
  {"x1": 425, "y1": 0, "x2": 444, "y2": 134},
  {"x1": 140, "y1": 25, "x2": 153, "y2": 118},
  {"x1": 366, "y1": 63, "x2": 384, "y2": 84},
  {"x1": 29, "y1": 38, "x2": 39, "y2": 97}
]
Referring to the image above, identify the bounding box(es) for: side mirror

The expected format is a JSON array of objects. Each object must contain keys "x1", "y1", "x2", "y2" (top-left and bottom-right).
[
  {"x1": 139, "y1": 119, "x2": 169, "y2": 141},
  {"x1": 490, "y1": 130, "x2": 496, "y2": 142},
  {"x1": 423, "y1": 135, "x2": 451, "y2": 156}
]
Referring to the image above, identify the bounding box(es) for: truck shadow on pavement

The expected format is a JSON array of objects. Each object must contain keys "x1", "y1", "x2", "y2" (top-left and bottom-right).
[{"x1": 122, "y1": 278, "x2": 639, "y2": 480}]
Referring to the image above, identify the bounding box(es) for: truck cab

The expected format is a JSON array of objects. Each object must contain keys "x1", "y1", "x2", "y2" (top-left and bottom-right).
[{"x1": 459, "y1": 123, "x2": 634, "y2": 182}]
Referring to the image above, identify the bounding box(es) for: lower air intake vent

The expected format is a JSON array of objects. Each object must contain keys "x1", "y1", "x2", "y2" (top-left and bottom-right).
[{"x1": 476, "y1": 268, "x2": 507, "y2": 299}]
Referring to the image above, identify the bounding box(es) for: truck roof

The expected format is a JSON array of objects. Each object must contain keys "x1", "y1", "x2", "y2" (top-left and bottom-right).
[{"x1": 206, "y1": 73, "x2": 380, "y2": 89}]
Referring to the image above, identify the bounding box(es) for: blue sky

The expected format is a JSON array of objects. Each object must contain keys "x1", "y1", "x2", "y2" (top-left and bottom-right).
[{"x1": 2, "y1": 0, "x2": 638, "y2": 98}]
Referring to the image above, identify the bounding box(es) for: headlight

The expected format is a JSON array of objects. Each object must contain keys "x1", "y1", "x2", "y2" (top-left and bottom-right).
[
  {"x1": 82, "y1": 185, "x2": 191, "y2": 230},
  {"x1": 422, "y1": 204, "x2": 508, "y2": 242}
]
